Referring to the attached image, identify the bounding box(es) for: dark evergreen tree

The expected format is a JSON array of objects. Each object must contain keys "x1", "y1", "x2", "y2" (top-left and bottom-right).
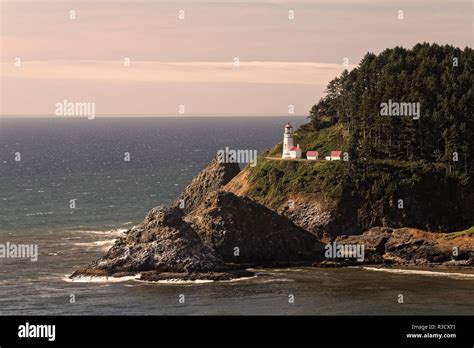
[{"x1": 309, "y1": 43, "x2": 474, "y2": 178}]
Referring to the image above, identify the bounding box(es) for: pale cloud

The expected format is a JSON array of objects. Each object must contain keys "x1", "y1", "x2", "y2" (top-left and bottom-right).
[
  {"x1": 1, "y1": 0, "x2": 471, "y2": 116},
  {"x1": 2, "y1": 61, "x2": 354, "y2": 85}
]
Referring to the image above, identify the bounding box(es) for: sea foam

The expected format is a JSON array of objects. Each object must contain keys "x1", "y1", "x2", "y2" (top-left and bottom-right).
[
  {"x1": 363, "y1": 267, "x2": 474, "y2": 279},
  {"x1": 64, "y1": 274, "x2": 140, "y2": 283}
]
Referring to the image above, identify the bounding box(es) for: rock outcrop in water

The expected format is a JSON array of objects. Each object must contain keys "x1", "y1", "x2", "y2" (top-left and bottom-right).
[
  {"x1": 71, "y1": 151, "x2": 474, "y2": 281},
  {"x1": 71, "y1": 158, "x2": 324, "y2": 281},
  {"x1": 70, "y1": 205, "x2": 253, "y2": 281},
  {"x1": 316, "y1": 227, "x2": 474, "y2": 267}
]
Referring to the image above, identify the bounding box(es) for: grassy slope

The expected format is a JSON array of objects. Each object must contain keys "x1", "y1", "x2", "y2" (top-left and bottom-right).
[
  {"x1": 245, "y1": 123, "x2": 348, "y2": 208},
  {"x1": 247, "y1": 158, "x2": 346, "y2": 206}
]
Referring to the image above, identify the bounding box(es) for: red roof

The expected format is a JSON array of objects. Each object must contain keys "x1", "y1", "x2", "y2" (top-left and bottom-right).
[
  {"x1": 285, "y1": 122, "x2": 293, "y2": 128},
  {"x1": 307, "y1": 151, "x2": 318, "y2": 156},
  {"x1": 331, "y1": 151, "x2": 342, "y2": 157},
  {"x1": 290, "y1": 146, "x2": 299, "y2": 151}
]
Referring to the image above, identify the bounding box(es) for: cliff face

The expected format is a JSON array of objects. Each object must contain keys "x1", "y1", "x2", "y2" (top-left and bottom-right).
[
  {"x1": 71, "y1": 127, "x2": 474, "y2": 281},
  {"x1": 186, "y1": 191, "x2": 324, "y2": 266},
  {"x1": 70, "y1": 206, "x2": 253, "y2": 281},
  {"x1": 172, "y1": 157, "x2": 240, "y2": 214},
  {"x1": 71, "y1": 158, "x2": 324, "y2": 280},
  {"x1": 330, "y1": 227, "x2": 474, "y2": 266},
  {"x1": 225, "y1": 168, "x2": 341, "y2": 239},
  {"x1": 225, "y1": 142, "x2": 474, "y2": 238}
]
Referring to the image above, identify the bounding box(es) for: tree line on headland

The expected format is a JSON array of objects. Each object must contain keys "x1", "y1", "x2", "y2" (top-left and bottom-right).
[{"x1": 309, "y1": 43, "x2": 473, "y2": 178}]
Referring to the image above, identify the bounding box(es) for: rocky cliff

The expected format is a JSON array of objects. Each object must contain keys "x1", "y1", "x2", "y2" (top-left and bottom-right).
[
  {"x1": 172, "y1": 157, "x2": 240, "y2": 214},
  {"x1": 225, "y1": 146, "x2": 474, "y2": 239},
  {"x1": 71, "y1": 150, "x2": 474, "y2": 281},
  {"x1": 186, "y1": 191, "x2": 324, "y2": 266},
  {"x1": 71, "y1": 158, "x2": 324, "y2": 281},
  {"x1": 224, "y1": 163, "x2": 344, "y2": 239},
  {"x1": 70, "y1": 205, "x2": 253, "y2": 281},
  {"x1": 317, "y1": 227, "x2": 474, "y2": 267}
]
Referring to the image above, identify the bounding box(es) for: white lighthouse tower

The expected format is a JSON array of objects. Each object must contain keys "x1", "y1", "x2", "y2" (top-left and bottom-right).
[{"x1": 282, "y1": 122, "x2": 294, "y2": 158}]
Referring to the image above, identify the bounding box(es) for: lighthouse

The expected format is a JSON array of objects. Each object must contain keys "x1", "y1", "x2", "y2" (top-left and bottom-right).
[{"x1": 282, "y1": 122, "x2": 294, "y2": 158}]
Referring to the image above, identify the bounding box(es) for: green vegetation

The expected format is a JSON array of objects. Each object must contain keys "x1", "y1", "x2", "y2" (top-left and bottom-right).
[
  {"x1": 309, "y1": 43, "x2": 473, "y2": 178},
  {"x1": 247, "y1": 43, "x2": 474, "y2": 233},
  {"x1": 444, "y1": 226, "x2": 474, "y2": 239},
  {"x1": 247, "y1": 159, "x2": 346, "y2": 204}
]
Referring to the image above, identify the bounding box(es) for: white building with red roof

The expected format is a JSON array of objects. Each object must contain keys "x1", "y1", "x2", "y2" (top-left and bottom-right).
[
  {"x1": 325, "y1": 151, "x2": 342, "y2": 161},
  {"x1": 306, "y1": 151, "x2": 319, "y2": 160},
  {"x1": 290, "y1": 144, "x2": 302, "y2": 159}
]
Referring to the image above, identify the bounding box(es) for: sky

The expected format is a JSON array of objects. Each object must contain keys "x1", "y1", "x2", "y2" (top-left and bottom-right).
[{"x1": 0, "y1": 0, "x2": 472, "y2": 116}]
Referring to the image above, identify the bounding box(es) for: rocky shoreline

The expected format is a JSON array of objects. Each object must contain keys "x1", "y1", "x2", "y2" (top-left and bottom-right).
[
  {"x1": 70, "y1": 158, "x2": 474, "y2": 282},
  {"x1": 316, "y1": 227, "x2": 473, "y2": 268}
]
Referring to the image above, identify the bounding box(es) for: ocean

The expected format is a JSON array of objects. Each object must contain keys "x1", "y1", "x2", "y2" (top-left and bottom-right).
[{"x1": 1, "y1": 116, "x2": 473, "y2": 315}]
